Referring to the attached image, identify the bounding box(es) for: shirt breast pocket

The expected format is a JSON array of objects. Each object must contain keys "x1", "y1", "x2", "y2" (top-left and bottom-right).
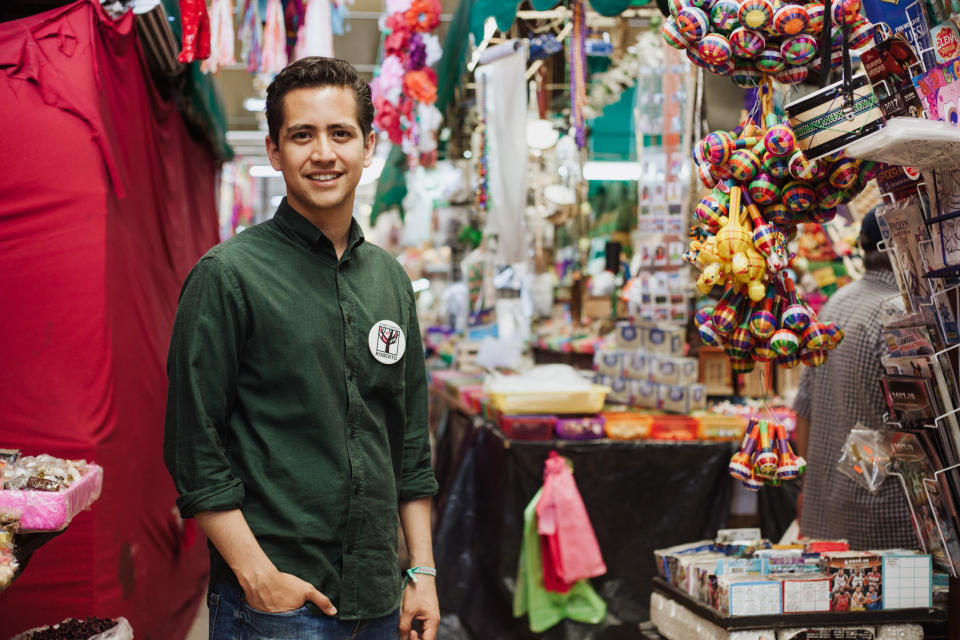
[{"x1": 362, "y1": 322, "x2": 407, "y2": 396}]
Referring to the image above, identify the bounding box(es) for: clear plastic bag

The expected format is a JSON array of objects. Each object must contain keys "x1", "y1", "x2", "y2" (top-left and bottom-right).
[
  {"x1": 10, "y1": 617, "x2": 133, "y2": 640},
  {"x1": 836, "y1": 427, "x2": 895, "y2": 493}
]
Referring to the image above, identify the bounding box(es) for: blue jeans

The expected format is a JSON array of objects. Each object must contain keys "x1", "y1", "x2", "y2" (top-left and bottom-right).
[{"x1": 208, "y1": 583, "x2": 400, "y2": 640}]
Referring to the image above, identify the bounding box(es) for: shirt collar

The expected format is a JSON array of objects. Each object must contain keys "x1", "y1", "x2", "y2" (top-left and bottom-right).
[{"x1": 274, "y1": 197, "x2": 365, "y2": 258}]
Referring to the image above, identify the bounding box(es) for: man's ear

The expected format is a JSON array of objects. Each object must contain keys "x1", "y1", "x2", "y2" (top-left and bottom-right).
[
  {"x1": 266, "y1": 135, "x2": 282, "y2": 171},
  {"x1": 363, "y1": 131, "x2": 376, "y2": 168}
]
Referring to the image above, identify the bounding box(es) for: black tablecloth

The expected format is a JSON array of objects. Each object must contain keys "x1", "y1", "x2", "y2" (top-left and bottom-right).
[{"x1": 433, "y1": 410, "x2": 736, "y2": 640}]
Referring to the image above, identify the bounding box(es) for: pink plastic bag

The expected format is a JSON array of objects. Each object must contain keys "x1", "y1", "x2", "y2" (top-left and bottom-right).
[{"x1": 535, "y1": 451, "x2": 606, "y2": 586}]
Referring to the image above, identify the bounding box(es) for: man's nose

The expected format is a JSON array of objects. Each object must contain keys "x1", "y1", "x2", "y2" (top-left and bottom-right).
[{"x1": 310, "y1": 136, "x2": 336, "y2": 162}]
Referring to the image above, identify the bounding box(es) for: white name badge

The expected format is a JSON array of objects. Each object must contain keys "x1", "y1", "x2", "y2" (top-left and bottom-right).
[{"x1": 368, "y1": 320, "x2": 406, "y2": 364}]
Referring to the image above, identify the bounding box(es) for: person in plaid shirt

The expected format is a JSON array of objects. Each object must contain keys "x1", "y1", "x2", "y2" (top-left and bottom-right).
[{"x1": 793, "y1": 208, "x2": 916, "y2": 549}]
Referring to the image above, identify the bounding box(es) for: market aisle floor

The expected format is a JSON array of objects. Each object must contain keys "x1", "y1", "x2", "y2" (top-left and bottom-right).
[{"x1": 185, "y1": 595, "x2": 207, "y2": 640}]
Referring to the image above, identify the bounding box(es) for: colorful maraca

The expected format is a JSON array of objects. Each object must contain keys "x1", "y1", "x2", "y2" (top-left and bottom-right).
[
  {"x1": 806, "y1": 3, "x2": 825, "y2": 33},
  {"x1": 730, "y1": 355, "x2": 756, "y2": 373},
  {"x1": 776, "y1": 350, "x2": 802, "y2": 368},
  {"x1": 763, "y1": 154, "x2": 790, "y2": 179},
  {"x1": 730, "y1": 420, "x2": 760, "y2": 480},
  {"x1": 712, "y1": 287, "x2": 746, "y2": 335},
  {"x1": 829, "y1": 158, "x2": 858, "y2": 190},
  {"x1": 832, "y1": 0, "x2": 862, "y2": 25},
  {"x1": 774, "y1": 64, "x2": 809, "y2": 84},
  {"x1": 770, "y1": 327, "x2": 799, "y2": 355},
  {"x1": 788, "y1": 150, "x2": 818, "y2": 180},
  {"x1": 848, "y1": 17, "x2": 874, "y2": 48},
  {"x1": 749, "y1": 173, "x2": 781, "y2": 204},
  {"x1": 801, "y1": 348, "x2": 829, "y2": 367},
  {"x1": 815, "y1": 182, "x2": 845, "y2": 210},
  {"x1": 802, "y1": 322, "x2": 830, "y2": 350},
  {"x1": 773, "y1": 3, "x2": 809, "y2": 36},
  {"x1": 728, "y1": 138, "x2": 767, "y2": 182},
  {"x1": 753, "y1": 339, "x2": 778, "y2": 361},
  {"x1": 739, "y1": 0, "x2": 774, "y2": 29},
  {"x1": 727, "y1": 315, "x2": 757, "y2": 359},
  {"x1": 699, "y1": 319, "x2": 724, "y2": 346},
  {"x1": 748, "y1": 287, "x2": 778, "y2": 339},
  {"x1": 780, "y1": 279, "x2": 811, "y2": 332},
  {"x1": 732, "y1": 59, "x2": 764, "y2": 87},
  {"x1": 824, "y1": 321, "x2": 844, "y2": 349},
  {"x1": 754, "y1": 421, "x2": 779, "y2": 478},
  {"x1": 764, "y1": 202, "x2": 791, "y2": 225},
  {"x1": 764, "y1": 120, "x2": 797, "y2": 158},
  {"x1": 775, "y1": 423, "x2": 799, "y2": 479}
]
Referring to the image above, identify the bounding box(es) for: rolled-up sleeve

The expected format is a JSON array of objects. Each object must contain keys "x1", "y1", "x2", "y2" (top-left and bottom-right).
[
  {"x1": 163, "y1": 256, "x2": 247, "y2": 518},
  {"x1": 398, "y1": 286, "x2": 439, "y2": 502}
]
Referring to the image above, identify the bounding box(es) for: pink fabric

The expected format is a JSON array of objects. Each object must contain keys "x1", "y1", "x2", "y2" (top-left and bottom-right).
[
  {"x1": 0, "y1": 466, "x2": 103, "y2": 531},
  {"x1": 0, "y1": 1, "x2": 218, "y2": 636},
  {"x1": 536, "y1": 451, "x2": 607, "y2": 586}
]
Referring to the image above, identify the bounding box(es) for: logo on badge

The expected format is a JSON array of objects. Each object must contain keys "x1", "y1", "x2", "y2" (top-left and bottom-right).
[{"x1": 368, "y1": 320, "x2": 406, "y2": 364}]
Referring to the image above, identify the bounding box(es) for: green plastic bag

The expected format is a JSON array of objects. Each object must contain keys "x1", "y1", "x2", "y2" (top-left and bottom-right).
[{"x1": 513, "y1": 489, "x2": 607, "y2": 633}]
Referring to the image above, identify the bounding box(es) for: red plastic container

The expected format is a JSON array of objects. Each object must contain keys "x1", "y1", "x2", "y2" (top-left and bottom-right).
[{"x1": 497, "y1": 414, "x2": 556, "y2": 440}]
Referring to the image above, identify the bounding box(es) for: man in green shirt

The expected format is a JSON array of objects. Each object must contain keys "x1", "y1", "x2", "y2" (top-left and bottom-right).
[{"x1": 163, "y1": 57, "x2": 439, "y2": 640}]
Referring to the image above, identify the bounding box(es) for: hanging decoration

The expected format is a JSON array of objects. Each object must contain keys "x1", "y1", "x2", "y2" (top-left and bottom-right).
[
  {"x1": 370, "y1": 0, "x2": 444, "y2": 166},
  {"x1": 260, "y1": 0, "x2": 290, "y2": 75},
  {"x1": 569, "y1": 0, "x2": 588, "y2": 149},
  {"x1": 177, "y1": 0, "x2": 211, "y2": 63},
  {"x1": 238, "y1": 0, "x2": 263, "y2": 74},
  {"x1": 294, "y1": 0, "x2": 335, "y2": 60},
  {"x1": 201, "y1": 0, "x2": 237, "y2": 74},
  {"x1": 685, "y1": 82, "x2": 877, "y2": 372}
]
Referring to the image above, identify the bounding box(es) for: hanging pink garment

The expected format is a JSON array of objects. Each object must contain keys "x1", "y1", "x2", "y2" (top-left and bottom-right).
[
  {"x1": 536, "y1": 451, "x2": 607, "y2": 586},
  {"x1": 261, "y1": 0, "x2": 289, "y2": 73},
  {"x1": 177, "y1": 0, "x2": 211, "y2": 62}
]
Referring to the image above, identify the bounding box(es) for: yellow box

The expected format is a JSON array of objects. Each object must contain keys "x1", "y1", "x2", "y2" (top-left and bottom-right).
[{"x1": 488, "y1": 384, "x2": 611, "y2": 415}]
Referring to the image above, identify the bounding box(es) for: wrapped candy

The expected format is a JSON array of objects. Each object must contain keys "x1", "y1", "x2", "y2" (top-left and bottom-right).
[
  {"x1": 700, "y1": 33, "x2": 734, "y2": 65},
  {"x1": 662, "y1": 18, "x2": 691, "y2": 49},
  {"x1": 773, "y1": 3, "x2": 809, "y2": 36},
  {"x1": 756, "y1": 46, "x2": 786, "y2": 72},
  {"x1": 711, "y1": 0, "x2": 742, "y2": 31},
  {"x1": 781, "y1": 33, "x2": 818, "y2": 65},
  {"x1": 730, "y1": 27, "x2": 766, "y2": 57},
  {"x1": 739, "y1": 0, "x2": 774, "y2": 30},
  {"x1": 678, "y1": 7, "x2": 711, "y2": 40}
]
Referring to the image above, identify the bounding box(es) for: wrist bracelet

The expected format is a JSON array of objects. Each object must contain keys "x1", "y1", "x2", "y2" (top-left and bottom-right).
[{"x1": 403, "y1": 566, "x2": 437, "y2": 588}]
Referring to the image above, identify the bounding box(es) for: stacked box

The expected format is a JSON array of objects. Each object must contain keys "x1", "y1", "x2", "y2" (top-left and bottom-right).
[
  {"x1": 779, "y1": 573, "x2": 832, "y2": 613},
  {"x1": 820, "y1": 552, "x2": 881, "y2": 612},
  {"x1": 717, "y1": 575, "x2": 783, "y2": 616}
]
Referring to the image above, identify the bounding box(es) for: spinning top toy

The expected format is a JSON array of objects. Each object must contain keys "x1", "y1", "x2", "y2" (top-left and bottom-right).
[
  {"x1": 748, "y1": 288, "x2": 778, "y2": 339},
  {"x1": 699, "y1": 33, "x2": 734, "y2": 65},
  {"x1": 699, "y1": 319, "x2": 724, "y2": 346},
  {"x1": 764, "y1": 203, "x2": 791, "y2": 224},
  {"x1": 773, "y1": 3, "x2": 809, "y2": 36},
  {"x1": 730, "y1": 27, "x2": 766, "y2": 57},
  {"x1": 781, "y1": 180, "x2": 815, "y2": 212},
  {"x1": 753, "y1": 339, "x2": 778, "y2": 361},
  {"x1": 756, "y1": 46, "x2": 786, "y2": 72},
  {"x1": 711, "y1": 0, "x2": 741, "y2": 31},
  {"x1": 739, "y1": 0, "x2": 774, "y2": 30},
  {"x1": 829, "y1": 158, "x2": 858, "y2": 190},
  {"x1": 662, "y1": 18, "x2": 690, "y2": 49},
  {"x1": 770, "y1": 327, "x2": 799, "y2": 355},
  {"x1": 781, "y1": 33, "x2": 818, "y2": 65},
  {"x1": 802, "y1": 322, "x2": 830, "y2": 350},
  {"x1": 763, "y1": 155, "x2": 790, "y2": 179},
  {"x1": 678, "y1": 7, "x2": 710, "y2": 40},
  {"x1": 832, "y1": 0, "x2": 862, "y2": 25},
  {"x1": 788, "y1": 150, "x2": 818, "y2": 179}
]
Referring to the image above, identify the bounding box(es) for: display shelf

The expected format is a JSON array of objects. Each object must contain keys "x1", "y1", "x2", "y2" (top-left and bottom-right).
[
  {"x1": 843, "y1": 118, "x2": 960, "y2": 169},
  {"x1": 651, "y1": 577, "x2": 947, "y2": 633}
]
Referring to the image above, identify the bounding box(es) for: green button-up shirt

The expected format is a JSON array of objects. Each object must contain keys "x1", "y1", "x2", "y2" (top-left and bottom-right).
[{"x1": 163, "y1": 199, "x2": 437, "y2": 619}]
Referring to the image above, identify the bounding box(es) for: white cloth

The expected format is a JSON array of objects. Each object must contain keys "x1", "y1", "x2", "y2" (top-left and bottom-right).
[
  {"x1": 295, "y1": 0, "x2": 334, "y2": 60},
  {"x1": 474, "y1": 41, "x2": 528, "y2": 265}
]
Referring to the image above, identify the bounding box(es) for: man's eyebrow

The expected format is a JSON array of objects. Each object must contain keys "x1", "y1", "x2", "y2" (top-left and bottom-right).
[{"x1": 285, "y1": 124, "x2": 316, "y2": 134}]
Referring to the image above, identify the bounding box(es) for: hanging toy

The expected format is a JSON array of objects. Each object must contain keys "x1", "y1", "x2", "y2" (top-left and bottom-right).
[
  {"x1": 695, "y1": 306, "x2": 715, "y2": 328},
  {"x1": 730, "y1": 355, "x2": 756, "y2": 374},
  {"x1": 729, "y1": 139, "x2": 767, "y2": 182},
  {"x1": 824, "y1": 321, "x2": 844, "y2": 349},
  {"x1": 815, "y1": 182, "x2": 846, "y2": 210},
  {"x1": 773, "y1": 3, "x2": 809, "y2": 36},
  {"x1": 848, "y1": 17, "x2": 874, "y2": 49},
  {"x1": 662, "y1": 18, "x2": 691, "y2": 49},
  {"x1": 743, "y1": 472, "x2": 765, "y2": 491},
  {"x1": 801, "y1": 322, "x2": 830, "y2": 350},
  {"x1": 832, "y1": 0, "x2": 862, "y2": 25},
  {"x1": 754, "y1": 338, "x2": 778, "y2": 361},
  {"x1": 805, "y1": 3, "x2": 825, "y2": 33},
  {"x1": 748, "y1": 287, "x2": 779, "y2": 339},
  {"x1": 678, "y1": 6, "x2": 711, "y2": 40},
  {"x1": 712, "y1": 286, "x2": 747, "y2": 335},
  {"x1": 829, "y1": 158, "x2": 859, "y2": 190},
  {"x1": 711, "y1": 0, "x2": 742, "y2": 31},
  {"x1": 739, "y1": 0, "x2": 774, "y2": 30},
  {"x1": 781, "y1": 180, "x2": 816, "y2": 212},
  {"x1": 754, "y1": 421, "x2": 780, "y2": 479},
  {"x1": 743, "y1": 188, "x2": 789, "y2": 271},
  {"x1": 780, "y1": 33, "x2": 818, "y2": 65},
  {"x1": 756, "y1": 46, "x2": 787, "y2": 73},
  {"x1": 763, "y1": 154, "x2": 791, "y2": 179},
  {"x1": 726, "y1": 314, "x2": 757, "y2": 359},
  {"x1": 729, "y1": 420, "x2": 761, "y2": 480},
  {"x1": 730, "y1": 28, "x2": 766, "y2": 57},
  {"x1": 764, "y1": 203, "x2": 791, "y2": 225},
  {"x1": 732, "y1": 59, "x2": 764, "y2": 87},
  {"x1": 800, "y1": 348, "x2": 829, "y2": 367},
  {"x1": 776, "y1": 350, "x2": 802, "y2": 368},
  {"x1": 770, "y1": 327, "x2": 800, "y2": 356},
  {"x1": 749, "y1": 173, "x2": 781, "y2": 204},
  {"x1": 774, "y1": 65, "x2": 809, "y2": 85},
  {"x1": 780, "y1": 276, "x2": 811, "y2": 332},
  {"x1": 788, "y1": 149, "x2": 818, "y2": 180},
  {"x1": 774, "y1": 423, "x2": 800, "y2": 479},
  {"x1": 699, "y1": 33, "x2": 734, "y2": 65}
]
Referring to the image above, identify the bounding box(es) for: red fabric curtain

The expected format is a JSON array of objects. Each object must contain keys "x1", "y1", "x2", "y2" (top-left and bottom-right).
[{"x1": 0, "y1": 1, "x2": 218, "y2": 635}]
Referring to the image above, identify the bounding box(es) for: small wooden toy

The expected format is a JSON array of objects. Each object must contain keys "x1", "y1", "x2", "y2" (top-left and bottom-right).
[
  {"x1": 780, "y1": 33, "x2": 817, "y2": 65},
  {"x1": 699, "y1": 33, "x2": 734, "y2": 65},
  {"x1": 739, "y1": 0, "x2": 774, "y2": 30},
  {"x1": 678, "y1": 6, "x2": 711, "y2": 40},
  {"x1": 756, "y1": 46, "x2": 787, "y2": 72},
  {"x1": 711, "y1": 0, "x2": 742, "y2": 31},
  {"x1": 730, "y1": 27, "x2": 766, "y2": 57},
  {"x1": 770, "y1": 327, "x2": 799, "y2": 355},
  {"x1": 773, "y1": 3, "x2": 809, "y2": 36}
]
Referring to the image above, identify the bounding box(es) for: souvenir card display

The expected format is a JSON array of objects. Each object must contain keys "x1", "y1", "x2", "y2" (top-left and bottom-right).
[{"x1": 654, "y1": 531, "x2": 933, "y2": 616}]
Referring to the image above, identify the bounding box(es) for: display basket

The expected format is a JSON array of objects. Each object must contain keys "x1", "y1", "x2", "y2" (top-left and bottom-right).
[
  {"x1": 0, "y1": 464, "x2": 103, "y2": 531},
  {"x1": 487, "y1": 384, "x2": 610, "y2": 415}
]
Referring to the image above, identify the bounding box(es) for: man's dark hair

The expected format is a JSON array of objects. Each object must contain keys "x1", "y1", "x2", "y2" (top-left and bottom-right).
[{"x1": 265, "y1": 57, "x2": 374, "y2": 145}]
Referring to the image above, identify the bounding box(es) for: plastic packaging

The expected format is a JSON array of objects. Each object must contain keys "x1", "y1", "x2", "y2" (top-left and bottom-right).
[
  {"x1": 11, "y1": 617, "x2": 134, "y2": 640},
  {"x1": 498, "y1": 415, "x2": 556, "y2": 440},
  {"x1": 836, "y1": 427, "x2": 894, "y2": 493},
  {"x1": 0, "y1": 465, "x2": 103, "y2": 531}
]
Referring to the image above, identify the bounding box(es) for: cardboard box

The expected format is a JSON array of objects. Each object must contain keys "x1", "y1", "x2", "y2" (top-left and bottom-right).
[
  {"x1": 614, "y1": 322, "x2": 644, "y2": 350},
  {"x1": 622, "y1": 352, "x2": 648, "y2": 380},
  {"x1": 717, "y1": 575, "x2": 783, "y2": 616},
  {"x1": 607, "y1": 376, "x2": 631, "y2": 404},
  {"x1": 652, "y1": 540, "x2": 714, "y2": 584},
  {"x1": 631, "y1": 379, "x2": 658, "y2": 409},
  {"x1": 699, "y1": 347, "x2": 734, "y2": 395},
  {"x1": 594, "y1": 350, "x2": 625, "y2": 377},
  {"x1": 820, "y1": 551, "x2": 881, "y2": 612},
  {"x1": 780, "y1": 573, "x2": 832, "y2": 613}
]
